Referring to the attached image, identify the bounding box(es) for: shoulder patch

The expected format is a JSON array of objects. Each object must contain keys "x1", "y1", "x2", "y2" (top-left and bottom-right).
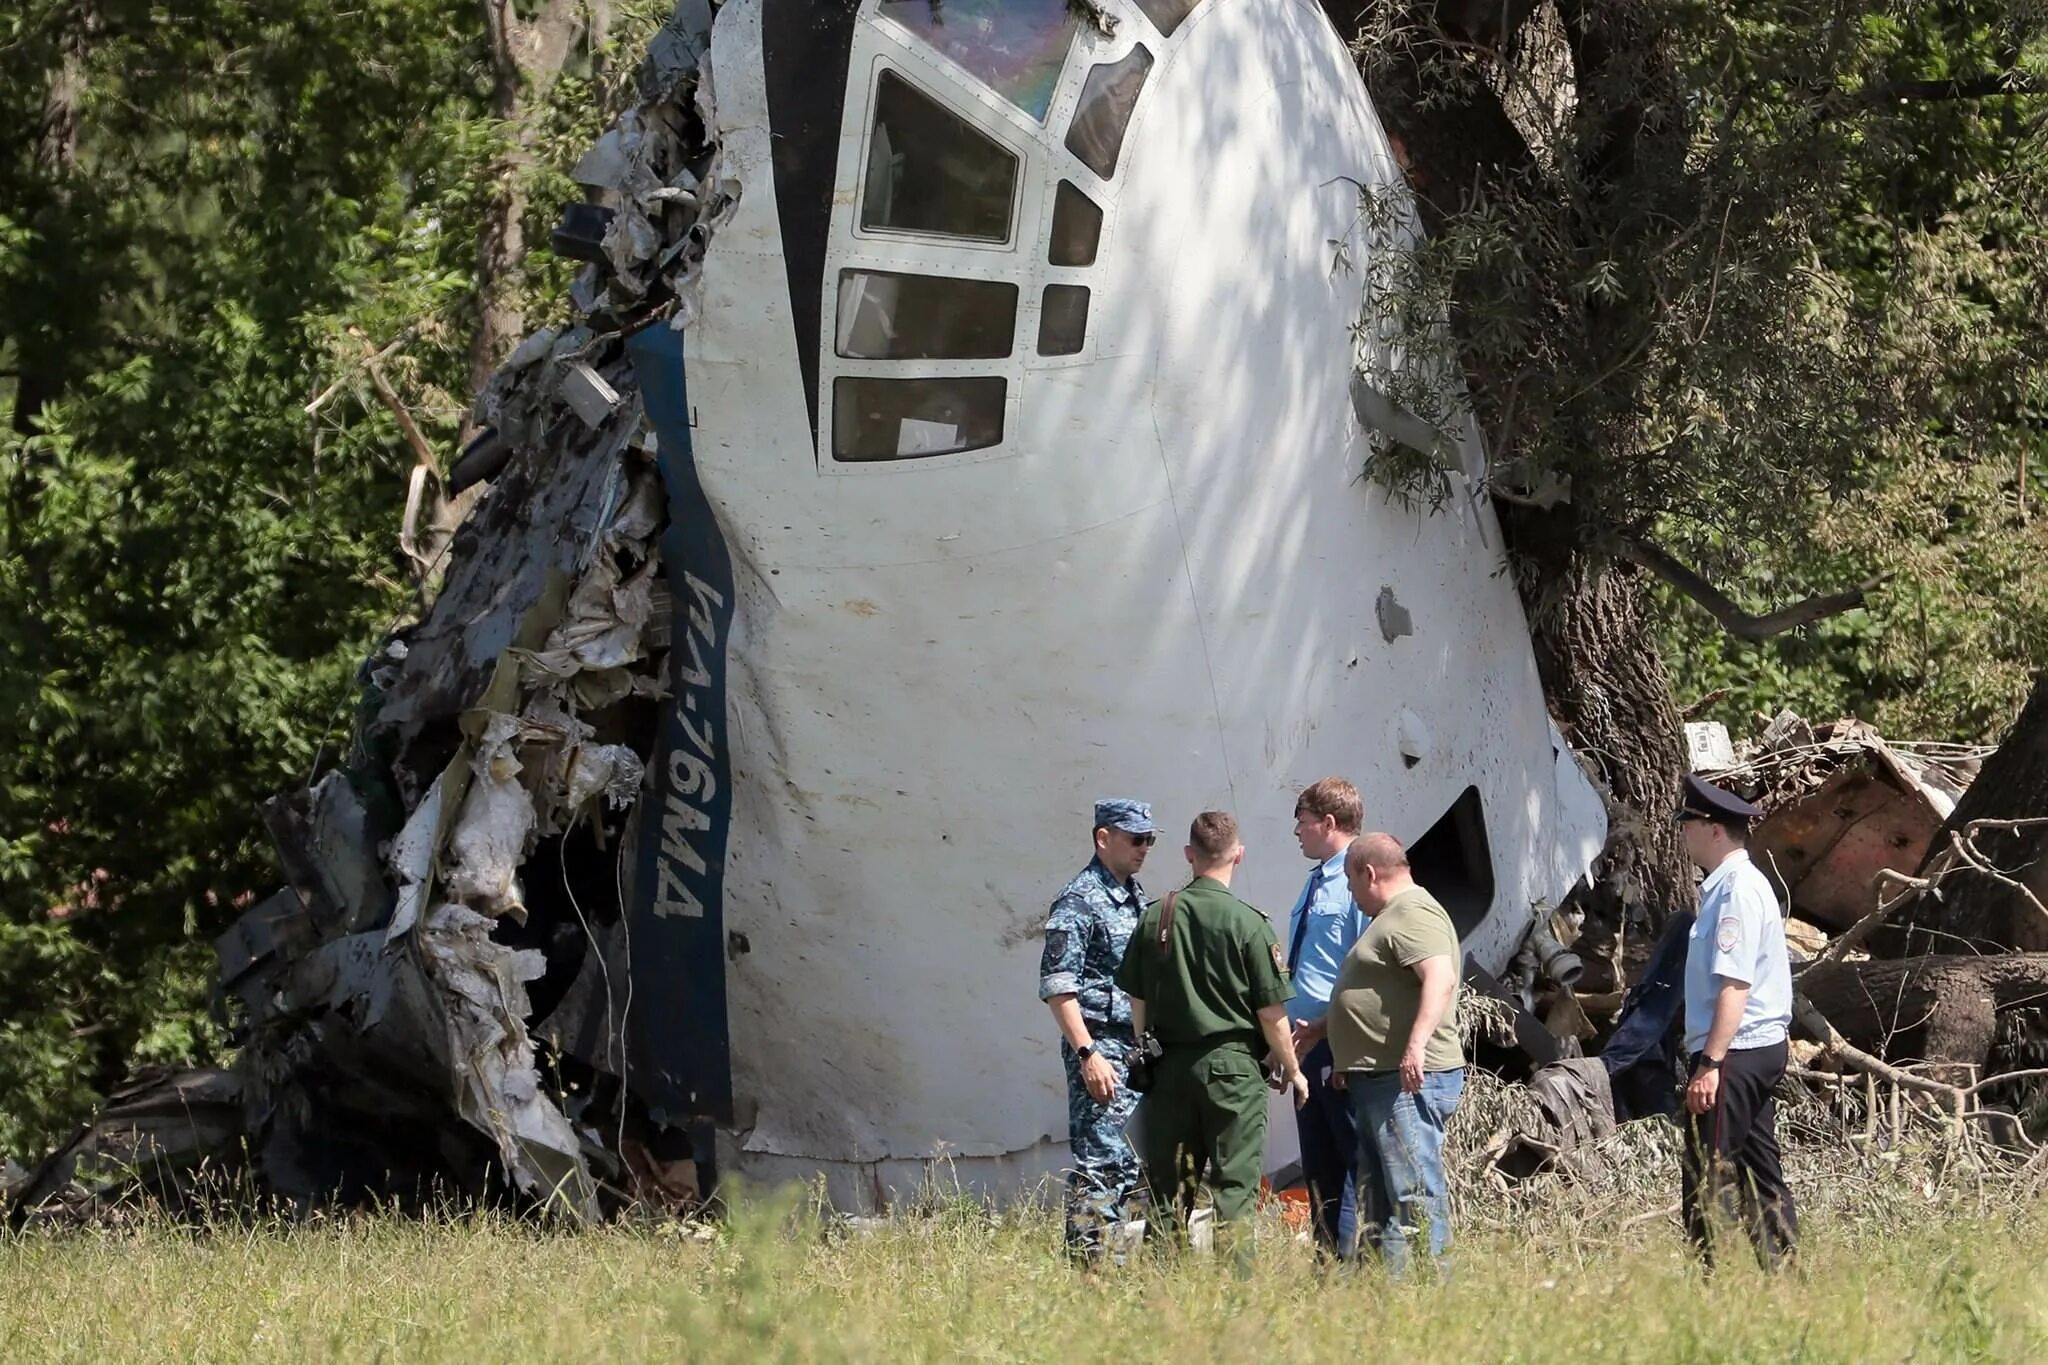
[
  {"x1": 1270, "y1": 941, "x2": 1287, "y2": 976},
  {"x1": 1716, "y1": 916, "x2": 1742, "y2": 952}
]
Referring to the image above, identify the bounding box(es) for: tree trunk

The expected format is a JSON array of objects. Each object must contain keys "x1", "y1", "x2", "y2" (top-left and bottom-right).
[
  {"x1": 1800, "y1": 952, "x2": 2048, "y2": 1078},
  {"x1": 1336, "y1": 0, "x2": 1697, "y2": 984},
  {"x1": 469, "y1": 0, "x2": 607, "y2": 402},
  {"x1": 1508, "y1": 521, "x2": 1693, "y2": 992},
  {"x1": 1888, "y1": 673, "x2": 2048, "y2": 956},
  {"x1": 8, "y1": 0, "x2": 97, "y2": 557}
]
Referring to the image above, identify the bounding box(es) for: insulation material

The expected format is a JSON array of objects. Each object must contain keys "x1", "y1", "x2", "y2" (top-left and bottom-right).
[
  {"x1": 418, "y1": 902, "x2": 599, "y2": 1219},
  {"x1": 442, "y1": 712, "x2": 538, "y2": 921}
]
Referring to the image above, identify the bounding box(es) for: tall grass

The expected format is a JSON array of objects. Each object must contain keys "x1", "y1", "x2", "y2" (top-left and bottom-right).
[
  {"x1": 4, "y1": 1071, "x2": 2044, "y2": 1362},
  {"x1": 2, "y1": 1191, "x2": 2043, "y2": 1362}
]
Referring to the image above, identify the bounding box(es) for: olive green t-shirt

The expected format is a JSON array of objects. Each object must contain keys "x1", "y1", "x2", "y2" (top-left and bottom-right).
[
  {"x1": 1326, "y1": 886, "x2": 1465, "y2": 1073},
  {"x1": 1114, "y1": 877, "x2": 1292, "y2": 1045}
]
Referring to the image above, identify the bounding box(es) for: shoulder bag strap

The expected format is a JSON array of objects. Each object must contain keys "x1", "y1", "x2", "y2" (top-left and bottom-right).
[{"x1": 1155, "y1": 888, "x2": 1181, "y2": 955}]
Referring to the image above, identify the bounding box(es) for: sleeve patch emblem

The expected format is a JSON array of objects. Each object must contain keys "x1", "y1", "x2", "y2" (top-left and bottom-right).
[
  {"x1": 1271, "y1": 942, "x2": 1287, "y2": 976},
  {"x1": 1716, "y1": 916, "x2": 1742, "y2": 953}
]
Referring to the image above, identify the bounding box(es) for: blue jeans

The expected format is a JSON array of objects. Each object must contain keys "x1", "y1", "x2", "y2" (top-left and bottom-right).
[
  {"x1": 1293, "y1": 1039, "x2": 1357, "y2": 1256},
  {"x1": 1351, "y1": 1068, "x2": 1464, "y2": 1275}
]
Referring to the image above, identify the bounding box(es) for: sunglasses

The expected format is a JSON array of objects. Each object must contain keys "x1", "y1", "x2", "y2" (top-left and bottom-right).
[{"x1": 1123, "y1": 831, "x2": 1158, "y2": 847}]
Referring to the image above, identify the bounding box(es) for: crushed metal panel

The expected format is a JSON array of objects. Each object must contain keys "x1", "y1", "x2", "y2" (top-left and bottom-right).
[
  {"x1": 1748, "y1": 760, "x2": 1943, "y2": 931},
  {"x1": 7, "y1": 1069, "x2": 245, "y2": 1229}
]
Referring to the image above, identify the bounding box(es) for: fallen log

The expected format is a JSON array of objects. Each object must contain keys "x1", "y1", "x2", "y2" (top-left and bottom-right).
[{"x1": 1797, "y1": 953, "x2": 2048, "y2": 1081}]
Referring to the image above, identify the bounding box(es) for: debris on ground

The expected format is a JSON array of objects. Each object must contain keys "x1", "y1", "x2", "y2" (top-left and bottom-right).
[{"x1": 1697, "y1": 711, "x2": 1993, "y2": 932}]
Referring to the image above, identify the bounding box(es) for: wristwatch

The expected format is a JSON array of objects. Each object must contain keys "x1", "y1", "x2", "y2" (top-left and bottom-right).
[
  {"x1": 1076, "y1": 1043, "x2": 1097, "y2": 1061},
  {"x1": 1697, "y1": 1054, "x2": 1723, "y2": 1071}
]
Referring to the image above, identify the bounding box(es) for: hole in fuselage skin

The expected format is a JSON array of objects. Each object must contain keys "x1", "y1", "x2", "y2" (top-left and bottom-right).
[{"x1": 1409, "y1": 786, "x2": 1495, "y2": 941}]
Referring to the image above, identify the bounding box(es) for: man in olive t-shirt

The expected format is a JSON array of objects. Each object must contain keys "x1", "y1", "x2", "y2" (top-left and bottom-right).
[
  {"x1": 1116, "y1": 811, "x2": 1307, "y2": 1262},
  {"x1": 1327, "y1": 833, "x2": 1465, "y2": 1274}
]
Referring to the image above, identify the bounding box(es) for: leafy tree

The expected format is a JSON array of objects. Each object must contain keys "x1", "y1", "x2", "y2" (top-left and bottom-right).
[{"x1": 1324, "y1": 0, "x2": 2048, "y2": 945}]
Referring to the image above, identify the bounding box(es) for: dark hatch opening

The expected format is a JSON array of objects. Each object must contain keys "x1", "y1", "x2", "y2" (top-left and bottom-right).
[{"x1": 1409, "y1": 785, "x2": 1495, "y2": 940}]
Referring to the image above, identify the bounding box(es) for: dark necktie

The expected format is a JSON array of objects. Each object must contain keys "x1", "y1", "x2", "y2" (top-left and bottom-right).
[{"x1": 1287, "y1": 869, "x2": 1321, "y2": 974}]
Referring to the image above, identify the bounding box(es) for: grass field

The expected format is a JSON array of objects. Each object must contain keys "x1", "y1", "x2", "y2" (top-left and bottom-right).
[
  {"x1": 8, "y1": 1073, "x2": 2045, "y2": 1362},
  {"x1": 3, "y1": 1190, "x2": 2044, "y2": 1363}
]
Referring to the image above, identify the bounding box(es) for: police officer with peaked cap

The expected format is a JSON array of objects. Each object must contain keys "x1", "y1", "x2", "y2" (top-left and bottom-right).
[
  {"x1": 1115, "y1": 810, "x2": 1307, "y2": 1268},
  {"x1": 1675, "y1": 772, "x2": 1798, "y2": 1269},
  {"x1": 1039, "y1": 797, "x2": 1156, "y2": 1263}
]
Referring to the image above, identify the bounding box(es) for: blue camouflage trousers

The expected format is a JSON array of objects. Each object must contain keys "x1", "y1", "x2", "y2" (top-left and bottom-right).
[{"x1": 1061, "y1": 1027, "x2": 1142, "y2": 1257}]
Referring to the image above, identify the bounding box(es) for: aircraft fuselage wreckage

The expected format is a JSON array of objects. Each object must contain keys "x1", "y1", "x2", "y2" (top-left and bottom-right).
[{"x1": 217, "y1": 0, "x2": 1606, "y2": 1218}]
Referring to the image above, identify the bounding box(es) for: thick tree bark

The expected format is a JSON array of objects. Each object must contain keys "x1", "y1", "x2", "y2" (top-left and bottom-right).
[
  {"x1": 1800, "y1": 953, "x2": 2048, "y2": 1077},
  {"x1": 1889, "y1": 673, "x2": 2048, "y2": 956},
  {"x1": 1508, "y1": 520, "x2": 1693, "y2": 992}
]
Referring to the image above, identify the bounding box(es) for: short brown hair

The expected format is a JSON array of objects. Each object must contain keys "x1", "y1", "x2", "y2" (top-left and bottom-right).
[
  {"x1": 1294, "y1": 777, "x2": 1363, "y2": 835},
  {"x1": 1188, "y1": 811, "x2": 1239, "y2": 861}
]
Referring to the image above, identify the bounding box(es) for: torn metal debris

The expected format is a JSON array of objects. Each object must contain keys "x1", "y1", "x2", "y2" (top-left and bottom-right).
[
  {"x1": 17, "y1": 0, "x2": 1629, "y2": 1225},
  {"x1": 1701, "y1": 712, "x2": 1993, "y2": 932}
]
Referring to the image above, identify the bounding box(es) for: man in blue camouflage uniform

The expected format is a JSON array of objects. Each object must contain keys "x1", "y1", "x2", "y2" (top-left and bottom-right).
[{"x1": 1039, "y1": 797, "x2": 1157, "y2": 1263}]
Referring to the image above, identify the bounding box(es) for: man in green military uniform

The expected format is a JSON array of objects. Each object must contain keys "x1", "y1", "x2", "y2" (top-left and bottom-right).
[{"x1": 1115, "y1": 811, "x2": 1308, "y2": 1259}]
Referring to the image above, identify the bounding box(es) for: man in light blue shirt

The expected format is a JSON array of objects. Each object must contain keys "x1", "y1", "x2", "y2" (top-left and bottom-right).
[
  {"x1": 1279, "y1": 777, "x2": 1371, "y2": 1258},
  {"x1": 1677, "y1": 773, "x2": 1797, "y2": 1270}
]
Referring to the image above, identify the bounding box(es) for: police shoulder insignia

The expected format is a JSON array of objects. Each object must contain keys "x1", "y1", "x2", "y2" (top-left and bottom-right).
[
  {"x1": 1270, "y1": 941, "x2": 1287, "y2": 975},
  {"x1": 1716, "y1": 916, "x2": 1741, "y2": 952}
]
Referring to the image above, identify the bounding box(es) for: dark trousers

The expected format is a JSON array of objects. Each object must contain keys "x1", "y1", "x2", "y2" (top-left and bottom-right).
[
  {"x1": 1293, "y1": 1038, "x2": 1357, "y2": 1256},
  {"x1": 1681, "y1": 1039, "x2": 1798, "y2": 1269}
]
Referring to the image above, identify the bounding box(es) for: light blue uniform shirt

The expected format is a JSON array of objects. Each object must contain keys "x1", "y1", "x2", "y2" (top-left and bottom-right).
[
  {"x1": 1683, "y1": 849, "x2": 1793, "y2": 1053},
  {"x1": 1283, "y1": 848, "x2": 1371, "y2": 1025}
]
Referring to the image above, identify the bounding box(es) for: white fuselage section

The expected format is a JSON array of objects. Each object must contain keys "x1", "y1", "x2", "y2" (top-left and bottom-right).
[{"x1": 681, "y1": 0, "x2": 1603, "y2": 1205}]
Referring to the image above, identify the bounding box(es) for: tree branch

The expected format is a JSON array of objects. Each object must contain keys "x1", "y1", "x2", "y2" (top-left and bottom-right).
[
  {"x1": 1616, "y1": 536, "x2": 1884, "y2": 641},
  {"x1": 1876, "y1": 70, "x2": 2047, "y2": 103}
]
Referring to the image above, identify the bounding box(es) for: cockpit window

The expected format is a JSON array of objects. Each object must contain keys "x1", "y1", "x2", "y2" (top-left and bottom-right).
[
  {"x1": 876, "y1": 0, "x2": 1079, "y2": 121},
  {"x1": 1064, "y1": 45, "x2": 1153, "y2": 179},
  {"x1": 1037, "y1": 285, "x2": 1090, "y2": 356},
  {"x1": 1133, "y1": 0, "x2": 1202, "y2": 36},
  {"x1": 836, "y1": 269, "x2": 1018, "y2": 360},
  {"x1": 862, "y1": 71, "x2": 1020, "y2": 242},
  {"x1": 1048, "y1": 181, "x2": 1103, "y2": 266},
  {"x1": 832, "y1": 376, "x2": 1008, "y2": 461}
]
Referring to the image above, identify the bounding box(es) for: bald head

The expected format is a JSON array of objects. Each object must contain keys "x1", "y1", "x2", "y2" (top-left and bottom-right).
[{"x1": 1344, "y1": 833, "x2": 1414, "y2": 914}]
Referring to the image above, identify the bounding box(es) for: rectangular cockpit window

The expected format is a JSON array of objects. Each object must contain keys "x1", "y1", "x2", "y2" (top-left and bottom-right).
[
  {"x1": 876, "y1": 0, "x2": 1079, "y2": 122},
  {"x1": 1065, "y1": 45, "x2": 1153, "y2": 179},
  {"x1": 1048, "y1": 181, "x2": 1103, "y2": 266},
  {"x1": 836, "y1": 270, "x2": 1019, "y2": 360},
  {"x1": 1037, "y1": 284, "x2": 1090, "y2": 356},
  {"x1": 832, "y1": 376, "x2": 1008, "y2": 461},
  {"x1": 1134, "y1": 0, "x2": 1202, "y2": 36},
  {"x1": 863, "y1": 71, "x2": 1019, "y2": 242}
]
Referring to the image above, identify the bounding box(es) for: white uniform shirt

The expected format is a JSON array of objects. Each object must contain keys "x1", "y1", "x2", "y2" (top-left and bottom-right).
[{"x1": 1683, "y1": 849, "x2": 1793, "y2": 1053}]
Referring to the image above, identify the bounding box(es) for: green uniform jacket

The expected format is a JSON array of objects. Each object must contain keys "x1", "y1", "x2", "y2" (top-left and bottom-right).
[{"x1": 1115, "y1": 876, "x2": 1292, "y2": 1046}]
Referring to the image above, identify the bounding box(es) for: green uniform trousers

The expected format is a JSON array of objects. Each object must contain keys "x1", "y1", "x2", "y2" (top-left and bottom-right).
[{"x1": 1135, "y1": 1040, "x2": 1268, "y2": 1239}]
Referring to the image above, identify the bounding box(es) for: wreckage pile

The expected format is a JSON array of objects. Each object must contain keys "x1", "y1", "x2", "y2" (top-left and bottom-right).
[
  {"x1": 1472, "y1": 708, "x2": 2048, "y2": 1193},
  {"x1": 8, "y1": 4, "x2": 741, "y2": 1231}
]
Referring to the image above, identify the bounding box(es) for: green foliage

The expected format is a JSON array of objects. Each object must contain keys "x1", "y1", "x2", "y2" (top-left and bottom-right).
[
  {"x1": 0, "y1": 0, "x2": 677, "y2": 1159},
  {"x1": 1352, "y1": 0, "x2": 2048, "y2": 741},
  {"x1": 0, "y1": 0, "x2": 486, "y2": 1155}
]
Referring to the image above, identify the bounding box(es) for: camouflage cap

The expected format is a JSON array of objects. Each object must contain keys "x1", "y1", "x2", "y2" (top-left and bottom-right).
[{"x1": 1092, "y1": 798, "x2": 1160, "y2": 835}]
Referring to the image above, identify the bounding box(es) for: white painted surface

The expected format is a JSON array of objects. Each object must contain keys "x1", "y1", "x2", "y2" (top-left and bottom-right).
[{"x1": 688, "y1": 0, "x2": 1605, "y2": 1206}]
